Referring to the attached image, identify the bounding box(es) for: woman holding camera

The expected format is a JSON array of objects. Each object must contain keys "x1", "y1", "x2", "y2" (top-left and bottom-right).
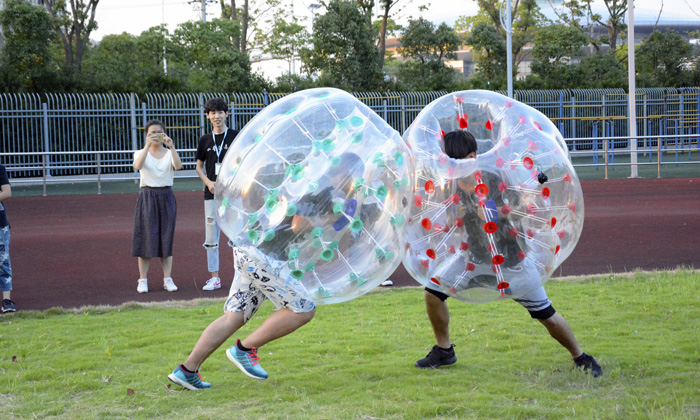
[{"x1": 132, "y1": 119, "x2": 183, "y2": 294}]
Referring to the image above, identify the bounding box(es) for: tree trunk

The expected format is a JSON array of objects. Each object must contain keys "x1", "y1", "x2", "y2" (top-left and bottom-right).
[
  {"x1": 240, "y1": 0, "x2": 249, "y2": 53},
  {"x1": 378, "y1": 4, "x2": 390, "y2": 69}
]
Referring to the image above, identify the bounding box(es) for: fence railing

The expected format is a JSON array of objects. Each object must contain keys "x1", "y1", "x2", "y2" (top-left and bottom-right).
[
  {"x1": 3, "y1": 132, "x2": 698, "y2": 195},
  {"x1": 2, "y1": 88, "x2": 699, "y2": 182}
]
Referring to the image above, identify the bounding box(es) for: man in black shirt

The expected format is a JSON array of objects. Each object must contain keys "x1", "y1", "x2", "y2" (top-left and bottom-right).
[{"x1": 195, "y1": 98, "x2": 239, "y2": 291}]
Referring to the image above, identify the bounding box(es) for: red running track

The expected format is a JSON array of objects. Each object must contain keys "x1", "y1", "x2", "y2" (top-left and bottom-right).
[{"x1": 6, "y1": 178, "x2": 699, "y2": 311}]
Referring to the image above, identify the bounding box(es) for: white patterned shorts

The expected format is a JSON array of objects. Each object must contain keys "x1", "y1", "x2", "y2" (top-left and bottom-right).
[{"x1": 224, "y1": 246, "x2": 315, "y2": 324}]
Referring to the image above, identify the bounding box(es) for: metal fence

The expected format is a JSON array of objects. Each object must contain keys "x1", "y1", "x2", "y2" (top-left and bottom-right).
[{"x1": 2, "y1": 88, "x2": 699, "y2": 182}]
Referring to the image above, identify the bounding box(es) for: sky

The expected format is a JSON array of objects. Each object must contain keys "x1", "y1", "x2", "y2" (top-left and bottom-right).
[{"x1": 92, "y1": 0, "x2": 700, "y2": 79}]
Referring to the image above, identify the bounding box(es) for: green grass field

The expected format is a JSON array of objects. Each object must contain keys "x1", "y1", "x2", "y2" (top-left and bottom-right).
[{"x1": 1, "y1": 270, "x2": 699, "y2": 419}]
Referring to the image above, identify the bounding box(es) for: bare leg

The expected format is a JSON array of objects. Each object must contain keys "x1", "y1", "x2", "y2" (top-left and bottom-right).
[
  {"x1": 2, "y1": 291, "x2": 9, "y2": 300},
  {"x1": 183, "y1": 311, "x2": 246, "y2": 371},
  {"x1": 241, "y1": 308, "x2": 316, "y2": 349},
  {"x1": 137, "y1": 257, "x2": 151, "y2": 279},
  {"x1": 160, "y1": 256, "x2": 173, "y2": 278},
  {"x1": 538, "y1": 312, "x2": 583, "y2": 358},
  {"x1": 425, "y1": 291, "x2": 451, "y2": 348}
]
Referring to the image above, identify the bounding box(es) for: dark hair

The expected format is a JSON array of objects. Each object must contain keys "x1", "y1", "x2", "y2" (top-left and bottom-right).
[
  {"x1": 444, "y1": 130, "x2": 477, "y2": 159},
  {"x1": 144, "y1": 119, "x2": 166, "y2": 135},
  {"x1": 204, "y1": 97, "x2": 229, "y2": 114}
]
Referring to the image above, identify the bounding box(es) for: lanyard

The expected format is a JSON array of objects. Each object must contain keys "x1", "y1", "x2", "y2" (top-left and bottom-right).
[{"x1": 212, "y1": 128, "x2": 228, "y2": 163}]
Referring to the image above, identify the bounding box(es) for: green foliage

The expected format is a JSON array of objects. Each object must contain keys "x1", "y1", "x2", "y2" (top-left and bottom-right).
[
  {"x1": 0, "y1": 0, "x2": 58, "y2": 93},
  {"x1": 464, "y1": 21, "x2": 507, "y2": 89},
  {"x1": 1, "y1": 270, "x2": 699, "y2": 418},
  {"x1": 529, "y1": 23, "x2": 589, "y2": 88},
  {"x1": 302, "y1": 0, "x2": 382, "y2": 90},
  {"x1": 636, "y1": 30, "x2": 695, "y2": 88},
  {"x1": 258, "y1": 16, "x2": 310, "y2": 75},
  {"x1": 396, "y1": 17, "x2": 461, "y2": 90},
  {"x1": 577, "y1": 53, "x2": 627, "y2": 88}
]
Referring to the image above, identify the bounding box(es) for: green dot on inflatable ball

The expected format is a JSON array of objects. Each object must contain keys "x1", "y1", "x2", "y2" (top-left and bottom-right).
[
  {"x1": 247, "y1": 230, "x2": 259, "y2": 243},
  {"x1": 288, "y1": 248, "x2": 300, "y2": 260},
  {"x1": 350, "y1": 219, "x2": 363, "y2": 233},
  {"x1": 265, "y1": 199, "x2": 278, "y2": 212},
  {"x1": 255, "y1": 134, "x2": 263, "y2": 143},
  {"x1": 284, "y1": 107, "x2": 298, "y2": 115},
  {"x1": 263, "y1": 229, "x2": 275, "y2": 241},
  {"x1": 312, "y1": 227, "x2": 324, "y2": 238},
  {"x1": 330, "y1": 155, "x2": 342, "y2": 167},
  {"x1": 305, "y1": 262, "x2": 316, "y2": 272},
  {"x1": 322, "y1": 138, "x2": 335, "y2": 152},
  {"x1": 320, "y1": 249, "x2": 335, "y2": 261},
  {"x1": 350, "y1": 116, "x2": 364, "y2": 127},
  {"x1": 312, "y1": 238, "x2": 322, "y2": 248},
  {"x1": 352, "y1": 132, "x2": 364, "y2": 143},
  {"x1": 376, "y1": 185, "x2": 388, "y2": 200},
  {"x1": 285, "y1": 203, "x2": 297, "y2": 217},
  {"x1": 291, "y1": 270, "x2": 304, "y2": 280},
  {"x1": 394, "y1": 152, "x2": 404, "y2": 166},
  {"x1": 353, "y1": 177, "x2": 364, "y2": 190},
  {"x1": 386, "y1": 251, "x2": 395, "y2": 261},
  {"x1": 333, "y1": 202, "x2": 345, "y2": 215},
  {"x1": 247, "y1": 212, "x2": 259, "y2": 225},
  {"x1": 335, "y1": 119, "x2": 348, "y2": 129},
  {"x1": 307, "y1": 182, "x2": 318, "y2": 193},
  {"x1": 390, "y1": 214, "x2": 404, "y2": 227},
  {"x1": 292, "y1": 165, "x2": 305, "y2": 180},
  {"x1": 375, "y1": 248, "x2": 386, "y2": 260},
  {"x1": 329, "y1": 240, "x2": 339, "y2": 250},
  {"x1": 222, "y1": 198, "x2": 228, "y2": 208},
  {"x1": 265, "y1": 188, "x2": 279, "y2": 200}
]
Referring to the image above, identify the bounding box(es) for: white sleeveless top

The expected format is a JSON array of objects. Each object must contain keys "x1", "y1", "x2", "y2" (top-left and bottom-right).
[{"x1": 134, "y1": 150, "x2": 174, "y2": 188}]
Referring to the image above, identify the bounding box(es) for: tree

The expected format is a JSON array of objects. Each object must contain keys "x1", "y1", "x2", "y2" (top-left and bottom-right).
[
  {"x1": 530, "y1": 23, "x2": 588, "y2": 87},
  {"x1": 636, "y1": 30, "x2": 693, "y2": 88},
  {"x1": 257, "y1": 13, "x2": 310, "y2": 74},
  {"x1": 43, "y1": 0, "x2": 99, "y2": 77},
  {"x1": 218, "y1": 0, "x2": 281, "y2": 53},
  {"x1": 460, "y1": 0, "x2": 546, "y2": 85},
  {"x1": 0, "y1": 0, "x2": 58, "y2": 92},
  {"x1": 301, "y1": 0, "x2": 382, "y2": 90},
  {"x1": 374, "y1": 0, "x2": 410, "y2": 69},
  {"x1": 396, "y1": 17, "x2": 460, "y2": 90},
  {"x1": 547, "y1": 0, "x2": 627, "y2": 53},
  {"x1": 577, "y1": 52, "x2": 626, "y2": 88}
]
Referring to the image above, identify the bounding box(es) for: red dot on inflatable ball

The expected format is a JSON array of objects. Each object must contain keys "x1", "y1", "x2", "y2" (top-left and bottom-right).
[
  {"x1": 421, "y1": 218, "x2": 432, "y2": 230},
  {"x1": 497, "y1": 282, "x2": 510, "y2": 290},
  {"x1": 414, "y1": 195, "x2": 423, "y2": 207},
  {"x1": 425, "y1": 180, "x2": 435, "y2": 194},
  {"x1": 465, "y1": 262, "x2": 476, "y2": 271},
  {"x1": 426, "y1": 249, "x2": 436, "y2": 259},
  {"x1": 475, "y1": 183, "x2": 489, "y2": 197},
  {"x1": 492, "y1": 254, "x2": 505, "y2": 265},
  {"x1": 484, "y1": 221, "x2": 497, "y2": 234},
  {"x1": 523, "y1": 157, "x2": 534, "y2": 169},
  {"x1": 485, "y1": 120, "x2": 493, "y2": 130},
  {"x1": 430, "y1": 277, "x2": 441, "y2": 285}
]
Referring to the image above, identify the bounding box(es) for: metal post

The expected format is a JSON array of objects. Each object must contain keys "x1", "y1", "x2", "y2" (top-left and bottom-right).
[
  {"x1": 627, "y1": 0, "x2": 638, "y2": 178},
  {"x1": 604, "y1": 133, "x2": 609, "y2": 180},
  {"x1": 506, "y1": 0, "x2": 513, "y2": 98},
  {"x1": 400, "y1": 95, "x2": 406, "y2": 134},
  {"x1": 42, "y1": 103, "x2": 51, "y2": 177},
  {"x1": 97, "y1": 152, "x2": 102, "y2": 195},
  {"x1": 199, "y1": 93, "x2": 206, "y2": 137},
  {"x1": 130, "y1": 93, "x2": 138, "y2": 180},
  {"x1": 42, "y1": 154, "x2": 47, "y2": 196},
  {"x1": 382, "y1": 99, "x2": 388, "y2": 121}
]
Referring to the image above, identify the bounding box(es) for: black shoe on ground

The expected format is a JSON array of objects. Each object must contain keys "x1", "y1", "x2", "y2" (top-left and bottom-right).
[
  {"x1": 415, "y1": 344, "x2": 457, "y2": 369},
  {"x1": 2, "y1": 299, "x2": 16, "y2": 313},
  {"x1": 573, "y1": 352, "x2": 602, "y2": 377}
]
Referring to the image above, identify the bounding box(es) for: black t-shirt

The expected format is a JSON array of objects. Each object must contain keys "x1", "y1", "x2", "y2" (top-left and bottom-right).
[
  {"x1": 196, "y1": 129, "x2": 238, "y2": 200},
  {"x1": 0, "y1": 165, "x2": 10, "y2": 229}
]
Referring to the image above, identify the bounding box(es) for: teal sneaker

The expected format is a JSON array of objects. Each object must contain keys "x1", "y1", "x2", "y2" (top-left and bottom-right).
[
  {"x1": 226, "y1": 340, "x2": 269, "y2": 380},
  {"x1": 168, "y1": 364, "x2": 212, "y2": 390}
]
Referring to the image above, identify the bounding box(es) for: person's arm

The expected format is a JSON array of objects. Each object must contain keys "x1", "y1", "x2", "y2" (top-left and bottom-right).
[
  {"x1": 133, "y1": 135, "x2": 153, "y2": 170},
  {"x1": 195, "y1": 159, "x2": 215, "y2": 194},
  {"x1": 163, "y1": 135, "x2": 182, "y2": 170},
  {"x1": 0, "y1": 183, "x2": 11, "y2": 203}
]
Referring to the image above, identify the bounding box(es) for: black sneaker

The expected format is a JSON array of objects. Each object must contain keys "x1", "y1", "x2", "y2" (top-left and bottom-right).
[
  {"x1": 2, "y1": 299, "x2": 16, "y2": 313},
  {"x1": 415, "y1": 345, "x2": 457, "y2": 369},
  {"x1": 573, "y1": 352, "x2": 602, "y2": 377}
]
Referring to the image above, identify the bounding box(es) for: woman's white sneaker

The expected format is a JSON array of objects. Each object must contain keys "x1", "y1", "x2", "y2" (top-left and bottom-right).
[
  {"x1": 163, "y1": 277, "x2": 178, "y2": 292},
  {"x1": 202, "y1": 277, "x2": 221, "y2": 291},
  {"x1": 137, "y1": 278, "x2": 148, "y2": 294}
]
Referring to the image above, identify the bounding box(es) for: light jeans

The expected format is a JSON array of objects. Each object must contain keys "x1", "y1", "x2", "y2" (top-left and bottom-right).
[
  {"x1": 203, "y1": 199, "x2": 233, "y2": 273},
  {"x1": 0, "y1": 226, "x2": 12, "y2": 292}
]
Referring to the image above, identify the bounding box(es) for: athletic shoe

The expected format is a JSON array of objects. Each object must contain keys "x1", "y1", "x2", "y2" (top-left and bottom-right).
[
  {"x1": 574, "y1": 352, "x2": 603, "y2": 377},
  {"x1": 203, "y1": 277, "x2": 221, "y2": 291},
  {"x1": 415, "y1": 344, "x2": 457, "y2": 369},
  {"x1": 163, "y1": 277, "x2": 178, "y2": 292},
  {"x1": 1, "y1": 299, "x2": 16, "y2": 313},
  {"x1": 137, "y1": 279, "x2": 148, "y2": 294},
  {"x1": 226, "y1": 339, "x2": 268, "y2": 380},
  {"x1": 168, "y1": 364, "x2": 212, "y2": 390},
  {"x1": 380, "y1": 279, "x2": 394, "y2": 287}
]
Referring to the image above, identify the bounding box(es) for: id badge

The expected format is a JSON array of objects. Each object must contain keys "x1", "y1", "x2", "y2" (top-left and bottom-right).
[{"x1": 215, "y1": 163, "x2": 222, "y2": 175}]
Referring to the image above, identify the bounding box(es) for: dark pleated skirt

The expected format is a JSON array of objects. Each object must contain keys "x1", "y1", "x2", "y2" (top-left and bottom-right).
[{"x1": 132, "y1": 186, "x2": 177, "y2": 258}]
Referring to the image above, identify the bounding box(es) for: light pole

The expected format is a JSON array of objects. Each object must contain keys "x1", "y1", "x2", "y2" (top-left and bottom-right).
[{"x1": 628, "y1": 0, "x2": 638, "y2": 178}]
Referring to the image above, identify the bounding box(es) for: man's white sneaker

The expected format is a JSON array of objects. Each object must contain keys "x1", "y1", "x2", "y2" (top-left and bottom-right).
[
  {"x1": 203, "y1": 277, "x2": 221, "y2": 291},
  {"x1": 380, "y1": 279, "x2": 394, "y2": 287},
  {"x1": 137, "y1": 278, "x2": 148, "y2": 294},
  {"x1": 163, "y1": 277, "x2": 178, "y2": 292}
]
